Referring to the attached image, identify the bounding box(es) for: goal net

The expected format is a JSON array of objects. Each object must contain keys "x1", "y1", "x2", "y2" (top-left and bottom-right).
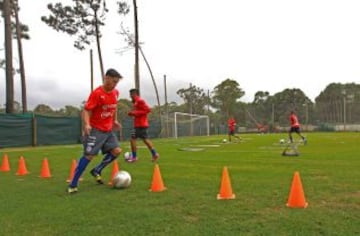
[{"x1": 167, "y1": 112, "x2": 210, "y2": 138}]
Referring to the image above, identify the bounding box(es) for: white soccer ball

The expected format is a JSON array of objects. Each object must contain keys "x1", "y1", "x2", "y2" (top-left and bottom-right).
[
  {"x1": 222, "y1": 139, "x2": 227, "y2": 143},
  {"x1": 279, "y1": 139, "x2": 285, "y2": 144},
  {"x1": 112, "y1": 170, "x2": 132, "y2": 189},
  {"x1": 124, "y1": 152, "x2": 132, "y2": 161}
]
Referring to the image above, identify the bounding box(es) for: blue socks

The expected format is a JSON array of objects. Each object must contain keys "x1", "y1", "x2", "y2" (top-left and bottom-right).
[
  {"x1": 151, "y1": 149, "x2": 157, "y2": 156},
  {"x1": 70, "y1": 156, "x2": 90, "y2": 187},
  {"x1": 93, "y1": 153, "x2": 117, "y2": 174},
  {"x1": 132, "y1": 151, "x2": 137, "y2": 158}
]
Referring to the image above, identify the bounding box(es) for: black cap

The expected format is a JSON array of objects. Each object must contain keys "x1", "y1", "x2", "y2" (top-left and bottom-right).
[
  {"x1": 105, "y1": 68, "x2": 122, "y2": 78},
  {"x1": 129, "y1": 88, "x2": 139, "y2": 94}
]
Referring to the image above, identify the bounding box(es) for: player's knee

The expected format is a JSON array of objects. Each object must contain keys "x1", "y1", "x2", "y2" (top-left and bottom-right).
[{"x1": 111, "y1": 147, "x2": 122, "y2": 157}]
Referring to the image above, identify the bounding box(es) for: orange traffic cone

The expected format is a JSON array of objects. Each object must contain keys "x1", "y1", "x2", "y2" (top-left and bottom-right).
[
  {"x1": 149, "y1": 164, "x2": 166, "y2": 192},
  {"x1": 16, "y1": 156, "x2": 29, "y2": 176},
  {"x1": 66, "y1": 159, "x2": 84, "y2": 183},
  {"x1": 0, "y1": 153, "x2": 10, "y2": 172},
  {"x1": 39, "y1": 158, "x2": 52, "y2": 178},
  {"x1": 286, "y1": 171, "x2": 308, "y2": 208},
  {"x1": 217, "y1": 166, "x2": 236, "y2": 200},
  {"x1": 108, "y1": 160, "x2": 120, "y2": 185}
]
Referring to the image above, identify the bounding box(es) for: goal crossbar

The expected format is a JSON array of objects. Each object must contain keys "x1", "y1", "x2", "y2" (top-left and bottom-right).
[{"x1": 174, "y1": 112, "x2": 210, "y2": 139}]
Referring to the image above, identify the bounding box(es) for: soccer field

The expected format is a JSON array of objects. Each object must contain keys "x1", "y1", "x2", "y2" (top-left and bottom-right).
[{"x1": 0, "y1": 132, "x2": 359, "y2": 235}]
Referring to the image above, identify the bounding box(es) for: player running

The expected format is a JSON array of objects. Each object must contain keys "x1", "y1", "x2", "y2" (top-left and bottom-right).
[{"x1": 289, "y1": 111, "x2": 307, "y2": 144}]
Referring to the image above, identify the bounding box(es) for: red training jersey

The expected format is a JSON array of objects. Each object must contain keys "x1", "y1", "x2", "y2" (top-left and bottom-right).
[
  {"x1": 290, "y1": 114, "x2": 300, "y2": 128},
  {"x1": 84, "y1": 86, "x2": 119, "y2": 132},
  {"x1": 228, "y1": 118, "x2": 236, "y2": 131},
  {"x1": 129, "y1": 95, "x2": 151, "y2": 128}
]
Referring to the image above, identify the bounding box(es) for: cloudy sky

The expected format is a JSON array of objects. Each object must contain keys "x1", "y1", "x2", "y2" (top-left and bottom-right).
[{"x1": 1, "y1": 0, "x2": 360, "y2": 109}]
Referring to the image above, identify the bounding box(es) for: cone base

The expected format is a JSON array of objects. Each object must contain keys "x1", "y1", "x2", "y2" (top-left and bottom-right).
[
  {"x1": 39, "y1": 175, "x2": 52, "y2": 178},
  {"x1": 149, "y1": 187, "x2": 167, "y2": 192},
  {"x1": 217, "y1": 193, "x2": 236, "y2": 200},
  {"x1": 16, "y1": 172, "x2": 30, "y2": 176},
  {"x1": 286, "y1": 202, "x2": 308, "y2": 208}
]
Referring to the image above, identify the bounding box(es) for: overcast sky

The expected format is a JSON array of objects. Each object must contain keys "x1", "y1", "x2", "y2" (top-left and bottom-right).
[{"x1": 1, "y1": 0, "x2": 360, "y2": 110}]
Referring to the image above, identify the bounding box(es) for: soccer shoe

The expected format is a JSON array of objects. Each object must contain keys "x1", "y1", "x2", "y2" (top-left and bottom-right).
[
  {"x1": 152, "y1": 153, "x2": 160, "y2": 162},
  {"x1": 303, "y1": 138, "x2": 307, "y2": 145},
  {"x1": 90, "y1": 169, "x2": 104, "y2": 184},
  {"x1": 126, "y1": 157, "x2": 138, "y2": 163},
  {"x1": 67, "y1": 186, "x2": 78, "y2": 194}
]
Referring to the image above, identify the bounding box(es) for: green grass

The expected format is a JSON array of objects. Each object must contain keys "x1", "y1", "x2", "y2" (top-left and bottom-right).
[{"x1": 0, "y1": 132, "x2": 359, "y2": 236}]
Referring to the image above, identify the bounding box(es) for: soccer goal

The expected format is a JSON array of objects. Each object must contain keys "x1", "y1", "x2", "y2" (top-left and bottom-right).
[{"x1": 170, "y1": 112, "x2": 210, "y2": 138}]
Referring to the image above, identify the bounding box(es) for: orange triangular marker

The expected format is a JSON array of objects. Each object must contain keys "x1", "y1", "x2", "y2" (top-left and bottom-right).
[
  {"x1": 217, "y1": 166, "x2": 236, "y2": 200},
  {"x1": 108, "y1": 160, "x2": 120, "y2": 185},
  {"x1": 286, "y1": 171, "x2": 308, "y2": 208},
  {"x1": 16, "y1": 156, "x2": 29, "y2": 176},
  {"x1": 0, "y1": 153, "x2": 10, "y2": 172},
  {"x1": 39, "y1": 158, "x2": 52, "y2": 178},
  {"x1": 149, "y1": 164, "x2": 166, "y2": 192}
]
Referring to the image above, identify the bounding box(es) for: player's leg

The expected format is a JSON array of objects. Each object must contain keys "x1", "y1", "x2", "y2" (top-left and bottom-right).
[
  {"x1": 68, "y1": 130, "x2": 102, "y2": 193},
  {"x1": 139, "y1": 128, "x2": 159, "y2": 161},
  {"x1": 288, "y1": 128, "x2": 294, "y2": 143},
  {"x1": 127, "y1": 128, "x2": 138, "y2": 162},
  {"x1": 91, "y1": 132, "x2": 121, "y2": 183},
  {"x1": 295, "y1": 128, "x2": 307, "y2": 144}
]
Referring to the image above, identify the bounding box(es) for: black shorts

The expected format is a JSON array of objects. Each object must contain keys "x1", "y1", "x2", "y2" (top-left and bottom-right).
[
  {"x1": 131, "y1": 127, "x2": 149, "y2": 139},
  {"x1": 228, "y1": 130, "x2": 235, "y2": 135},
  {"x1": 289, "y1": 127, "x2": 301, "y2": 133}
]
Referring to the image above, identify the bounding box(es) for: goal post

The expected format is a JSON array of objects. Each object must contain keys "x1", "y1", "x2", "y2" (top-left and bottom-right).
[{"x1": 173, "y1": 112, "x2": 210, "y2": 138}]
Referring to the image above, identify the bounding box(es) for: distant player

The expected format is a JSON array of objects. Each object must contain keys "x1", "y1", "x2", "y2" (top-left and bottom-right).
[
  {"x1": 289, "y1": 111, "x2": 307, "y2": 144},
  {"x1": 126, "y1": 88, "x2": 159, "y2": 163},
  {"x1": 227, "y1": 115, "x2": 241, "y2": 143}
]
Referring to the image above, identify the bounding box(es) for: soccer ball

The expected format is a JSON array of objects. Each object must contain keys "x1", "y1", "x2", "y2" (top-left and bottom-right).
[
  {"x1": 112, "y1": 170, "x2": 132, "y2": 189},
  {"x1": 222, "y1": 139, "x2": 227, "y2": 143},
  {"x1": 124, "y1": 152, "x2": 132, "y2": 161},
  {"x1": 279, "y1": 139, "x2": 285, "y2": 144}
]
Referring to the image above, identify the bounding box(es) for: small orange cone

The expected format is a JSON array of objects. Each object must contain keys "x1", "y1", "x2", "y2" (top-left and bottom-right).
[
  {"x1": 217, "y1": 166, "x2": 236, "y2": 200},
  {"x1": 39, "y1": 158, "x2": 52, "y2": 178},
  {"x1": 16, "y1": 156, "x2": 29, "y2": 176},
  {"x1": 66, "y1": 159, "x2": 84, "y2": 183},
  {"x1": 149, "y1": 164, "x2": 166, "y2": 192},
  {"x1": 286, "y1": 171, "x2": 308, "y2": 208},
  {"x1": 0, "y1": 153, "x2": 10, "y2": 172},
  {"x1": 108, "y1": 160, "x2": 120, "y2": 185}
]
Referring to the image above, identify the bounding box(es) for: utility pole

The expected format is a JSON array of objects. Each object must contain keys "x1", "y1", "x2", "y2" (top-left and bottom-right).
[{"x1": 133, "y1": 0, "x2": 140, "y2": 93}]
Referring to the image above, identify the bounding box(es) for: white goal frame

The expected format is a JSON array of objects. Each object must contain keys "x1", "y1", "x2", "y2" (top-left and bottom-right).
[{"x1": 174, "y1": 112, "x2": 210, "y2": 139}]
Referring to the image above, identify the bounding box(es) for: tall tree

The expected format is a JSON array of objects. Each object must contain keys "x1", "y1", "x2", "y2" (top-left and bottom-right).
[
  {"x1": 41, "y1": 0, "x2": 114, "y2": 77},
  {"x1": 212, "y1": 79, "x2": 245, "y2": 117},
  {"x1": 177, "y1": 84, "x2": 210, "y2": 115}
]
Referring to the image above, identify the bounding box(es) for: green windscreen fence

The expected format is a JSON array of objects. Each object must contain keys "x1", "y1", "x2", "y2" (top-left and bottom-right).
[
  {"x1": 0, "y1": 113, "x2": 33, "y2": 147},
  {"x1": 0, "y1": 113, "x2": 161, "y2": 148}
]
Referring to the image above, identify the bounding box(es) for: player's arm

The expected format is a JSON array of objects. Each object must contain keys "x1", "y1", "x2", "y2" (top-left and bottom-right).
[
  {"x1": 128, "y1": 100, "x2": 151, "y2": 116},
  {"x1": 82, "y1": 109, "x2": 92, "y2": 135},
  {"x1": 113, "y1": 105, "x2": 122, "y2": 131}
]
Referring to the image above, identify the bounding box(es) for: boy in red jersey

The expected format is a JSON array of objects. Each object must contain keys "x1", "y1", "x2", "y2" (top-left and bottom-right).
[
  {"x1": 289, "y1": 111, "x2": 307, "y2": 144},
  {"x1": 227, "y1": 115, "x2": 241, "y2": 142},
  {"x1": 126, "y1": 88, "x2": 159, "y2": 163},
  {"x1": 68, "y1": 69, "x2": 123, "y2": 194}
]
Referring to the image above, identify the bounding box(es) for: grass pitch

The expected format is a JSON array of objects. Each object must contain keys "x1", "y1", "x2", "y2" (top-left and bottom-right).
[{"x1": 0, "y1": 132, "x2": 359, "y2": 235}]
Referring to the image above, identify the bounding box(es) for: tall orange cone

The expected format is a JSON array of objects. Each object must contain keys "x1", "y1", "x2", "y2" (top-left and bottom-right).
[
  {"x1": 217, "y1": 166, "x2": 236, "y2": 200},
  {"x1": 16, "y1": 156, "x2": 29, "y2": 176},
  {"x1": 0, "y1": 153, "x2": 10, "y2": 172},
  {"x1": 286, "y1": 171, "x2": 308, "y2": 208},
  {"x1": 66, "y1": 159, "x2": 84, "y2": 183},
  {"x1": 149, "y1": 164, "x2": 166, "y2": 192},
  {"x1": 108, "y1": 160, "x2": 120, "y2": 185},
  {"x1": 39, "y1": 158, "x2": 52, "y2": 178}
]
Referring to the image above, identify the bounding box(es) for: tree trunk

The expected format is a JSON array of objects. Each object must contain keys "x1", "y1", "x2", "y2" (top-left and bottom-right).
[
  {"x1": 93, "y1": 9, "x2": 104, "y2": 78},
  {"x1": 14, "y1": 0, "x2": 27, "y2": 113},
  {"x1": 4, "y1": 0, "x2": 14, "y2": 113}
]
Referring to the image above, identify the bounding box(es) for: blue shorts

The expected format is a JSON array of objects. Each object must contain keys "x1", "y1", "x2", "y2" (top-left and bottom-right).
[{"x1": 83, "y1": 128, "x2": 120, "y2": 155}]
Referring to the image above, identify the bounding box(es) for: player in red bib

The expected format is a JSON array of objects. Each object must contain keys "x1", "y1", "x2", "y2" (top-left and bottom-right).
[
  {"x1": 126, "y1": 88, "x2": 159, "y2": 163},
  {"x1": 227, "y1": 115, "x2": 241, "y2": 143},
  {"x1": 68, "y1": 69, "x2": 123, "y2": 194},
  {"x1": 289, "y1": 111, "x2": 307, "y2": 144}
]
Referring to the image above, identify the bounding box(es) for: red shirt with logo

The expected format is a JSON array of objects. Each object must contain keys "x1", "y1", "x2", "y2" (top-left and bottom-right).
[
  {"x1": 84, "y1": 86, "x2": 119, "y2": 132},
  {"x1": 228, "y1": 118, "x2": 236, "y2": 131},
  {"x1": 128, "y1": 95, "x2": 151, "y2": 128},
  {"x1": 290, "y1": 114, "x2": 300, "y2": 128}
]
